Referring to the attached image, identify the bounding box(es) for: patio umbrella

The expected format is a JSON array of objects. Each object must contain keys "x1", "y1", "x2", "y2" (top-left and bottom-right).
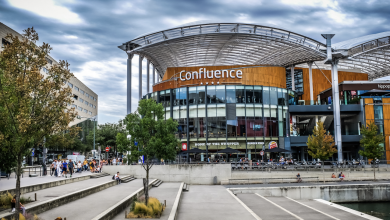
[
  {"x1": 180, "y1": 148, "x2": 206, "y2": 154},
  {"x1": 215, "y1": 147, "x2": 241, "y2": 154},
  {"x1": 359, "y1": 89, "x2": 390, "y2": 96},
  {"x1": 265, "y1": 147, "x2": 291, "y2": 153}
]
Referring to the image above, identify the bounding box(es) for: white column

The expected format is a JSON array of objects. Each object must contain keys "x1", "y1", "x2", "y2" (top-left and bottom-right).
[
  {"x1": 308, "y1": 62, "x2": 314, "y2": 105},
  {"x1": 157, "y1": 70, "x2": 160, "y2": 83},
  {"x1": 139, "y1": 56, "x2": 143, "y2": 100},
  {"x1": 153, "y1": 65, "x2": 155, "y2": 85},
  {"x1": 291, "y1": 65, "x2": 295, "y2": 91},
  {"x1": 127, "y1": 53, "x2": 133, "y2": 114},
  {"x1": 331, "y1": 60, "x2": 343, "y2": 162},
  {"x1": 146, "y1": 59, "x2": 150, "y2": 94}
]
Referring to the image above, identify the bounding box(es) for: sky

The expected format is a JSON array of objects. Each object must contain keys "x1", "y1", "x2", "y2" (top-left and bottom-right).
[{"x1": 1, "y1": 0, "x2": 390, "y2": 124}]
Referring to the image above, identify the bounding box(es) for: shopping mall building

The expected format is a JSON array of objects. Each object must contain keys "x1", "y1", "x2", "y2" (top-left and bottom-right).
[{"x1": 119, "y1": 22, "x2": 390, "y2": 162}]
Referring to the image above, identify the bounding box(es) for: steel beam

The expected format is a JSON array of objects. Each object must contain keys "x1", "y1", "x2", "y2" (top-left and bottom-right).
[
  {"x1": 139, "y1": 55, "x2": 144, "y2": 100},
  {"x1": 153, "y1": 65, "x2": 155, "y2": 85},
  {"x1": 147, "y1": 59, "x2": 150, "y2": 94},
  {"x1": 308, "y1": 61, "x2": 314, "y2": 105},
  {"x1": 291, "y1": 65, "x2": 295, "y2": 91},
  {"x1": 127, "y1": 53, "x2": 133, "y2": 114},
  {"x1": 332, "y1": 59, "x2": 343, "y2": 162}
]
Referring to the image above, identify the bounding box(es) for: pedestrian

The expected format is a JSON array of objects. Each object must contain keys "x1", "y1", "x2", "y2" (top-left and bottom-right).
[
  {"x1": 50, "y1": 159, "x2": 56, "y2": 176},
  {"x1": 296, "y1": 173, "x2": 302, "y2": 183},
  {"x1": 68, "y1": 159, "x2": 74, "y2": 178},
  {"x1": 90, "y1": 160, "x2": 95, "y2": 173},
  {"x1": 62, "y1": 160, "x2": 68, "y2": 178},
  {"x1": 119, "y1": 157, "x2": 122, "y2": 165},
  {"x1": 115, "y1": 172, "x2": 121, "y2": 184},
  {"x1": 77, "y1": 161, "x2": 82, "y2": 173},
  {"x1": 100, "y1": 160, "x2": 104, "y2": 172},
  {"x1": 11, "y1": 195, "x2": 26, "y2": 215},
  {"x1": 113, "y1": 158, "x2": 117, "y2": 166},
  {"x1": 56, "y1": 159, "x2": 62, "y2": 177},
  {"x1": 83, "y1": 159, "x2": 88, "y2": 171}
]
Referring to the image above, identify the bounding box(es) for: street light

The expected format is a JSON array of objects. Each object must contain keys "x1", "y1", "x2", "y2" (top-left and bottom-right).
[{"x1": 78, "y1": 115, "x2": 98, "y2": 159}]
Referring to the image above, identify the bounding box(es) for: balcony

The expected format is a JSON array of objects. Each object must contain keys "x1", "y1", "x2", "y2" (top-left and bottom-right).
[
  {"x1": 290, "y1": 135, "x2": 362, "y2": 146},
  {"x1": 289, "y1": 104, "x2": 362, "y2": 114}
]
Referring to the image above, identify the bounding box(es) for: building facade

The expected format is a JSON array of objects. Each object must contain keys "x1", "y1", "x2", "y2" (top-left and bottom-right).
[{"x1": 120, "y1": 22, "x2": 390, "y2": 162}]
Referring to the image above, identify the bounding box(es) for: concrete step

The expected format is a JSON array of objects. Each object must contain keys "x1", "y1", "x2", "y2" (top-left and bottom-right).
[
  {"x1": 182, "y1": 183, "x2": 189, "y2": 191},
  {"x1": 152, "y1": 179, "x2": 163, "y2": 187},
  {"x1": 0, "y1": 176, "x2": 126, "y2": 220},
  {"x1": 29, "y1": 174, "x2": 38, "y2": 177},
  {"x1": 121, "y1": 176, "x2": 136, "y2": 183},
  {"x1": 38, "y1": 179, "x2": 157, "y2": 220},
  {"x1": 90, "y1": 173, "x2": 110, "y2": 178}
]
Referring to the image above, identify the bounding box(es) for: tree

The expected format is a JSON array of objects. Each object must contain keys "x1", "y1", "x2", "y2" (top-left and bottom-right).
[
  {"x1": 0, "y1": 28, "x2": 76, "y2": 219},
  {"x1": 86, "y1": 121, "x2": 124, "y2": 156},
  {"x1": 116, "y1": 132, "x2": 131, "y2": 155},
  {"x1": 359, "y1": 122, "x2": 385, "y2": 180},
  {"x1": 307, "y1": 121, "x2": 337, "y2": 163},
  {"x1": 124, "y1": 99, "x2": 179, "y2": 205}
]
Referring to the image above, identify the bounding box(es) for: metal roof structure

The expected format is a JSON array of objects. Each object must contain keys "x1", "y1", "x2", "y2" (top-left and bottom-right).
[{"x1": 119, "y1": 21, "x2": 390, "y2": 80}]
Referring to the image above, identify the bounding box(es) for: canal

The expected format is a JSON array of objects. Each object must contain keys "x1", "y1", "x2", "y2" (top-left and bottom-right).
[{"x1": 339, "y1": 202, "x2": 390, "y2": 220}]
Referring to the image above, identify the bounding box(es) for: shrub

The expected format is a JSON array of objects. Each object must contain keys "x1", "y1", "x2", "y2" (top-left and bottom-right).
[
  {"x1": 127, "y1": 197, "x2": 164, "y2": 218},
  {"x1": 0, "y1": 191, "x2": 32, "y2": 208}
]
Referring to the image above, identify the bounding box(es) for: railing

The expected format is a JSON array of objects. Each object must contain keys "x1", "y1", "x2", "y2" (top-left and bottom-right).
[{"x1": 228, "y1": 177, "x2": 319, "y2": 185}]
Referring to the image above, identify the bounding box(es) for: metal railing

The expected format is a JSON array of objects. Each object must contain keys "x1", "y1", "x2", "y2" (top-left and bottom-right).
[{"x1": 228, "y1": 177, "x2": 319, "y2": 185}]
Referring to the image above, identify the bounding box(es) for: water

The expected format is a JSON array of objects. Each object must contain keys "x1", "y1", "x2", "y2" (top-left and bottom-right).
[{"x1": 339, "y1": 202, "x2": 390, "y2": 220}]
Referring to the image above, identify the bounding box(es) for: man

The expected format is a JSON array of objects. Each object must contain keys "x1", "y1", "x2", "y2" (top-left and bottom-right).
[
  {"x1": 51, "y1": 159, "x2": 57, "y2": 176},
  {"x1": 77, "y1": 161, "x2": 82, "y2": 173},
  {"x1": 119, "y1": 157, "x2": 122, "y2": 165},
  {"x1": 115, "y1": 172, "x2": 121, "y2": 184},
  {"x1": 68, "y1": 159, "x2": 74, "y2": 178},
  {"x1": 113, "y1": 158, "x2": 117, "y2": 166},
  {"x1": 62, "y1": 159, "x2": 68, "y2": 178},
  {"x1": 56, "y1": 159, "x2": 62, "y2": 177}
]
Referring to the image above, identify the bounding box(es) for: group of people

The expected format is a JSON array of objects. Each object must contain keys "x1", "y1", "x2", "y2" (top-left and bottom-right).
[
  {"x1": 332, "y1": 172, "x2": 345, "y2": 181},
  {"x1": 50, "y1": 159, "x2": 76, "y2": 178}
]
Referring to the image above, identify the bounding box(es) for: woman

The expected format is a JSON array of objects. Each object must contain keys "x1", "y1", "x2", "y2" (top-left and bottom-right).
[
  {"x1": 77, "y1": 161, "x2": 82, "y2": 173},
  {"x1": 83, "y1": 159, "x2": 88, "y2": 171},
  {"x1": 331, "y1": 173, "x2": 336, "y2": 178},
  {"x1": 11, "y1": 195, "x2": 26, "y2": 215}
]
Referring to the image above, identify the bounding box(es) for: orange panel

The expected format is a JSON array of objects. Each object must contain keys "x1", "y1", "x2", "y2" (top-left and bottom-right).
[
  {"x1": 154, "y1": 66, "x2": 286, "y2": 92},
  {"x1": 364, "y1": 98, "x2": 374, "y2": 126},
  {"x1": 299, "y1": 67, "x2": 368, "y2": 101}
]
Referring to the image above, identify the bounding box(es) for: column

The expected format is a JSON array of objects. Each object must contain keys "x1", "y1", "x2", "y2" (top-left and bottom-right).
[
  {"x1": 139, "y1": 56, "x2": 143, "y2": 100},
  {"x1": 291, "y1": 65, "x2": 295, "y2": 91},
  {"x1": 157, "y1": 70, "x2": 160, "y2": 83},
  {"x1": 308, "y1": 61, "x2": 314, "y2": 105},
  {"x1": 127, "y1": 53, "x2": 133, "y2": 114},
  {"x1": 153, "y1": 65, "x2": 156, "y2": 85},
  {"x1": 147, "y1": 59, "x2": 150, "y2": 94},
  {"x1": 332, "y1": 60, "x2": 343, "y2": 162}
]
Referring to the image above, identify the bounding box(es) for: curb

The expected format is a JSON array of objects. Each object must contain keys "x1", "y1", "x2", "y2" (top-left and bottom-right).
[
  {"x1": 91, "y1": 179, "x2": 157, "y2": 220},
  {"x1": 168, "y1": 182, "x2": 185, "y2": 220}
]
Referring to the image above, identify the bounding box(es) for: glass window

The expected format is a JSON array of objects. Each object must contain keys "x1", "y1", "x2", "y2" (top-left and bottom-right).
[
  {"x1": 86, "y1": 93, "x2": 89, "y2": 98},
  {"x1": 80, "y1": 89, "x2": 85, "y2": 95},
  {"x1": 173, "y1": 106, "x2": 179, "y2": 119},
  {"x1": 85, "y1": 101, "x2": 89, "y2": 105},
  {"x1": 84, "y1": 109, "x2": 88, "y2": 113},
  {"x1": 217, "y1": 104, "x2": 226, "y2": 117},
  {"x1": 254, "y1": 104, "x2": 263, "y2": 137},
  {"x1": 189, "y1": 105, "x2": 197, "y2": 118},
  {"x1": 374, "y1": 105, "x2": 383, "y2": 120},
  {"x1": 246, "y1": 86, "x2": 254, "y2": 103},
  {"x1": 253, "y1": 86, "x2": 262, "y2": 104},
  {"x1": 207, "y1": 104, "x2": 217, "y2": 118},
  {"x1": 226, "y1": 86, "x2": 236, "y2": 103},
  {"x1": 68, "y1": 82, "x2": 73, "y2": 88},
  {"x1": 179, "y1": 88, "x2": 187, "y2": 105},
  {"x1": 180, "y1": 106, "x2": 187, "y2": 118},
  {"x1": 189, "y1": 87, "x2": 197, "y2": 105},
  {"x1": 197, "y1": 86, "x2": 205, "y2": 104},
  {"x1": 172, "y1": 89, "x2": 179, "y2": 106},
  {"x1": 236, "y1": 86, "x2": 245, "y2": 103},
  {"x1": 227, "y1": 120, "x2": 237, "y2": 138},
  {"x1": 207, "y1": 86, "x2": 216, "y2": 103},
  {"x1": 237, "y1": 117, "x2": 246, "y2": 137},
  {"x1": 198, "y1": 104, "x2": 206, "y2": 117},
  {"x1": 165, "y1": 107, "x2": 171, "y2": 120},
  {"x1": 198, "y1": 104, "x2": 206, "y2": 138},
  {"x1": 270, "y1": 87, "x2": 278, "y2": 105},
  {"x1": 74, "y1": 86, "x2": 79, "y2": 91},
  {"x1": 263, "y1": 87, "x2": 270, "y2": 104},
  {"x1": 164, "y1": 90, "x2": 171, "y2": 107},
  {"x1": 236, "y1": 104, "x2": 245, "y2": 117},
  {"x1": 216, "y1": 85, "x2": 225, "y2": 103},
  {"x1": 78, "y1": 106, "x2": 82, "y2": 111}
]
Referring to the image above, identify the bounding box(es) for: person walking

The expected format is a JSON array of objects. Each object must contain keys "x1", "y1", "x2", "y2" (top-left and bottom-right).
[
  {"x1": 11, "y1": 195, "x2": 26, "y2": 215},
  {"x1": 100, "y1": 160, "x2": 104, "y2": 172},
  {"x1": 62, "y1": 159, "x2": 68, "y2": 178},
  {"x1": 50, "y1": 160, "x2": 56, "y2": 176},
  {"x1": 56, "y1": 159, "x2": 62, "y2": 177},
  {"x1": 68, "y1": 159, "x2": 74, "y2": 178},
  {"x1": 90, "y1": 160, "x2": 95, "y2": 173},
  {"x1": 113, "y1": 158, "x2": 117, "y2": 166}
]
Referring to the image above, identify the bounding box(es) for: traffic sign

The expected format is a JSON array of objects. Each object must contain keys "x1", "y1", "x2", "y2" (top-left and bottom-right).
[
  {"x1": 105, "y1": 147, "x2": 110, "y2": 152},
  {"x1": 260, "y1": 151, "x2": 264, "y2": 156}
]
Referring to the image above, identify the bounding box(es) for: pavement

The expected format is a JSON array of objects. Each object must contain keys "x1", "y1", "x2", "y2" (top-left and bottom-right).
[
  {"x1": 38, "y1": 179, "x2": 150, "y2": 220},
  {"x1": 224, "y1": 180, "x2": 390, "y2": 188},
  {"x1": 0, "y1": 171, "x2": 93, "y2": 191},
  {"x1": 112, "y1": 182, "x2": 182, "y2": 220}
]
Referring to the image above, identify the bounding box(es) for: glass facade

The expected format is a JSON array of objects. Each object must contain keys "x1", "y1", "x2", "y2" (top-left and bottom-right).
[{"x1": 146, "y1": 85, "x2": 289, "y2": 159}]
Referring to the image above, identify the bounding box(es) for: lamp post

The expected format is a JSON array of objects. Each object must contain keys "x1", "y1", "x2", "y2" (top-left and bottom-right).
[{"x1": 78, "y1": 115, "x2": 98, "y2": 159}]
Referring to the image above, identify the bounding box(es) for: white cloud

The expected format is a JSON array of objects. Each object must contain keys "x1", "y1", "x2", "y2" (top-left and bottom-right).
[
  {"x1": 64, "y1": 35, "x2": 78, "y2": 39},
  {"x1": 7, "y1": 0, "x2": 83, "y2": 24}
]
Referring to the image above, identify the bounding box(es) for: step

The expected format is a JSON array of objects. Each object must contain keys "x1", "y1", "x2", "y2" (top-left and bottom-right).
[
  {"x1": 0, "y1": 176, "x2": 125, "y2": 219},
  {"x1": 152, "y1": 179, "x2": 163, "y2": 187},
  {"x1": 29, "y1": 174, "x2": 38, "y2": 177},
  {"x1": 37, "y1": 179, "x2": 156, "y2": 220},
  {"x1": 90, "y1": 173, "x2": 110, "y2": 178}
]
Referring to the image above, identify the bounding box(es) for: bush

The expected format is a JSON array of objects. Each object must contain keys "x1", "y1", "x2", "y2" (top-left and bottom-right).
[
  {"x1": 0, "y1": 191, "x2": 32, "y2": 208},
  {"x1": 127, "y1": 197, "x2": 164, "y2": 218}
]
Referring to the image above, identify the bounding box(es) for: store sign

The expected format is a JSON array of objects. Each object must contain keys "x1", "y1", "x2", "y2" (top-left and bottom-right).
[
  {"x1": 194, "y1": 142, "x2": 263, "y2": 146},
  {"x1": 378, "y1": 84, "x2": 390, "y2": 89},
  {"x1": 180, "y1": 68, "x2": 243, "y2": 81},
  {"x1": 72, "y1": 152, "x2": 80, "y2": 155},
  {"x1": 182, "y1": 143, "x2": 188, "y2": 151},
  {"x1": 269, "y1": 141, "x2": 278, "y2": 149}
]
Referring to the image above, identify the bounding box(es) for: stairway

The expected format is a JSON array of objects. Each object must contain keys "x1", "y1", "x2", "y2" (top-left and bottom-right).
[
  {"x1": 90, "y1": 172, "x2": 110, "y2": 178},
  {"x1": 121, "y1": 175, "x2": 136, "y2": 183},
  {"x1": 152, "y1": 179, "x2": 163, "y2": 187},
  {"x1": 182, "y1": 183, "x2": 189, "y2": 191}
]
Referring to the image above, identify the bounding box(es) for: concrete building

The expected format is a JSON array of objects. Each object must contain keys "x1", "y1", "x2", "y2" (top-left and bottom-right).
[
  {"x1": 1, "y1": 22, "x2": 98, "y2": 160},
  {"x1": 118, "y1": 22, "x2": 390, "y2": 163}
]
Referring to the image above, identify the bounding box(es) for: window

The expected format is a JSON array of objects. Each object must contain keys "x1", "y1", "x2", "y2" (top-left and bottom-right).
[
  {"x1": 71, "y1": 104, "x2": 77, "y2": 108},
  {"x1": 42, "y1": 67, "x2": 49, "y2": 73},
  {"x1": 73, "y1": 95, "x2": 78, "y2": 100},
  {"x1": 90, "y1": 96, "x2": 94, "y2": 100},
  {"x1": 93, "y1": 105, "x2": 96, "y2": 109},
  {"x1": 78, "y1": 106, "x2": 83, "y2": 111},
  {"x1": 68, "y1": 82, "x2": 73, "y2": 88},
  {"x1": 236, "y1": 86, "x2": 245, "y2": 103},
  {"x1": 79, "y1": 98, "x2": 84, "y2": 103},
  {"x1": 88, "y1": 111, "x2": 92, "y2": 115},
  {"x1": 89, "y1": 103, "x2": 93, "y2": 107},
  {"x1": 74, "y1": 86, "x2": 79, "y2": 91},
  {"x1": 207, "y1": 86, "x2": 216, "y2": 103},
  {"x1": 226, "y1": 86, "x2": 236, "y2": 103},
  {"x1": 45, "y1": 57, "x2": 52, "y2": 64},
  {"x1": 86, "y1": 93, "x2": 89, "y2": 98},
  {"x1": 85, "y1": 101, "x2": 89, "y2": 105},
  {"x1": 80, "y1": 89, "x2": 85, "y2": 95},
  {"x1": 374, "y1": 105, "x2": 383, "y2": 120},
  {"x1": 84, "y1": 109, "x2": 88, "y2": 113}
]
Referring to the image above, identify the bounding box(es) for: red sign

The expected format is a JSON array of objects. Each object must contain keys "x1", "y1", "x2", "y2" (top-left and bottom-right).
[
  {"x1": 182, "y1": 143, "x2": 188, "y2": 151},
  {"x1": 351, "y1": 91, "x2": 357, "y2": 96},
  {"x1": 260, "y1": 151, "x2": 264, "y2": 156},
  {"x1": 269, "y1": 141, "x2": 277, "y2": 149},
  {"x1": 105, "y1": 147, "x2": 110, "y2": 152}
]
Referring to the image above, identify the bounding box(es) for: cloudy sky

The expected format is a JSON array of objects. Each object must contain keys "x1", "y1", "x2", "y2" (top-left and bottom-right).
[{"x1": 1, "y1": 0, "x2": 390, "y2": 124}]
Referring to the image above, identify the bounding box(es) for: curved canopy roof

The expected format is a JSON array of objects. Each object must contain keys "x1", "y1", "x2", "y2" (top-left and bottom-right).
[{"x1": 119, "y1": 22, "x2": 390, "y2": 80}]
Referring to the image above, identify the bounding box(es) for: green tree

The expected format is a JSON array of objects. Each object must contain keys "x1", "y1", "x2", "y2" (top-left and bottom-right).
[
  {"x1": 359, "y1": 122, "x2": 385, "y2": 180},
  {"x1": 86, "y1": 121, "x2": 124, "y2": 156},
  {"x1": 124, "y1": 99, "x2": 179, "y2": 205},
  {"x1": 0, "y1": 28, "x2": 76, "y2": 219},
  {"x1": 116, "y1": 132, "x2": 131, "y2": 155},
  {"x1": 307, "y1": 121, "x2": 337, "y2": 163}
]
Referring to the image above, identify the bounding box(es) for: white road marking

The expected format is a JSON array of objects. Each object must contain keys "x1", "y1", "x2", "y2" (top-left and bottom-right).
[
  {"x1": 255, "y1": 193, "x2": 303, "y2": 220},
  {"x1": 314, "y1": 199, "x2": 382, "y2": 220},
  {"x1": 285, "y1": 197, "x2": 340, "y2": 220},
  {"x1": 226, "y1": 189, "x2": 262, "y2": 220}
]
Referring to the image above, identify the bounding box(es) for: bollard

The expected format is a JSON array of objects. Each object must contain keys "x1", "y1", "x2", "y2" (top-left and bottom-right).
[
  {"x1": 125, "y1": 211, "x2": 127, "y2": 218},
  {"x1": 64, "y1": 218, "x2": 66, "y2": 220},
  {"x1": 35, "y1": 193, "x2": 37, "y2": 201},
  {"x1": 164, "y1": 200, "x2": 166, "y2": 207}
]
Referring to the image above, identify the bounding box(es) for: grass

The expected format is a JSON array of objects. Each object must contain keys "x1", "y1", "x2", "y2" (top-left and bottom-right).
[
  {"x1": 0, "y1": 191, "x2": 32, "y2": 208},
  {"x1": 127, "y1": 197, "x2": 165, "y2": 218}
]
